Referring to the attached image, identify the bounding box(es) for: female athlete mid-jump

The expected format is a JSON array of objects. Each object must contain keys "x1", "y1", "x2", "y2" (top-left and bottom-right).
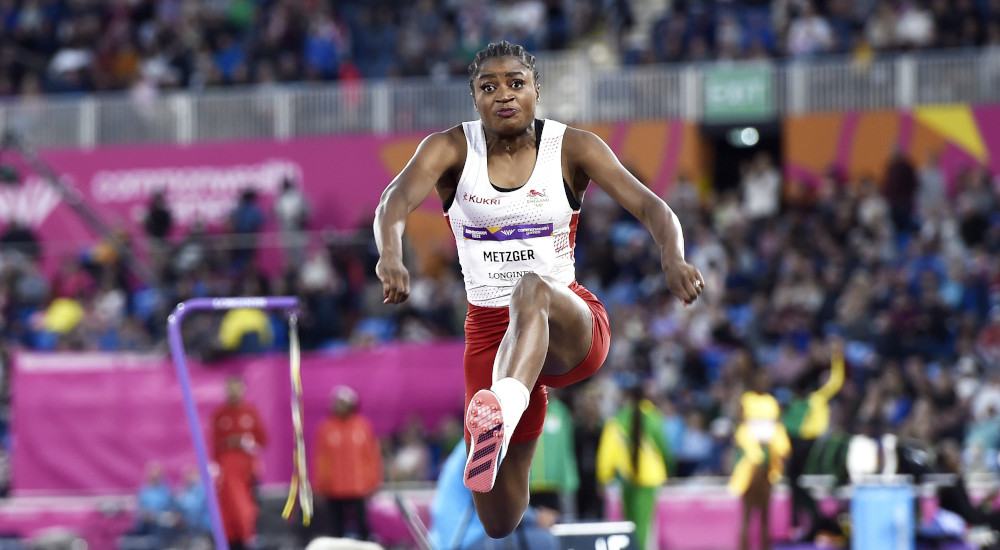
[{"x1": 374, "y1": 41, "x2": 704, "y2": 538}]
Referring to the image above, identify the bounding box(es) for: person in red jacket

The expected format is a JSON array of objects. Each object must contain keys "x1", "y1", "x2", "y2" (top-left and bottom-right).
[
  {"x1": 313, "y1": 386, "x2": 384, "y2": 541},
  {"x1": 211, "y1": 376, "x2": 268, "y2": 550}
]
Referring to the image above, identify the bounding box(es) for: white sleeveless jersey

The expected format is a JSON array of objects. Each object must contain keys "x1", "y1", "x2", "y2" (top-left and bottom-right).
[{"x1": 446, "y1": 119, "x2": 580, "y2": 307}]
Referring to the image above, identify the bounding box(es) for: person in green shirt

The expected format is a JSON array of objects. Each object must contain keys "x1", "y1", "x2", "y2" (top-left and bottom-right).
[
  {"x1": 597, "y1": 384, "x2": 675, "y2": 550},
  {"x1": 782, "y1": 341, "x2": 845, "y2": 541},
  {"x1": 529, "y1": 391, "x2": 580, "y2": 516}
]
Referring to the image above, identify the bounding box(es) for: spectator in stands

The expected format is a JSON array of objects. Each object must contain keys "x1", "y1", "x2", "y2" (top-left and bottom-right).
[
  {"x1": 129, "y1": 462, "x2": 180, "y2": 547},
  {"x1": 883, "y1": 147, "x2": 920, "y2": 234},
  {"x1": 217, "y1": 306, "x2": 274, "y2": 354},
  {"x1": 387, "y1": 416, "x2": 433, "y2": 483},
  {"x1": 227, "y1": 188, "x2": 264, "y2": 271},
  {"x1": 0, "y1": 221, "x2": 41, "y2": 264},
  {"x1": 730, "y1": 369, "x2": 790, "y2": 550},
  {"x1": 142, "y1": 190, "x2": 173, "y2": 277},
  {"x1": 217, "y1": 269, "x2": 274, "y2": 354},
  {"x1": 916, "y1": 151, "x2": 947, "y2": 221},
  {"x1": 856, "y1": 176, "x2": 892, "y2": 232},
  {"x1": 175, "y1": 467, "x2": 210, "y2": 540},
  {"x1": 172, "y1": 220, "x2": 213, "y2": 276},
  {"x1": 430, "y1": 441, "x2": 560, "y2": 550},
  {"x1": 91, "y1": 268, "x2": 127, "y2": 350},
  {"x1": 274, "y1": 176, "x2": 309, "y2": 269},
  {"x1": 782, "y1": 340, "x2": 845, "y2": 542},
  {"x1": 528, "y1": 390, "x2": 579, "y2": 517},
  {"x1": 674, "y1": 409, "x2": 715, "y2": 477},
  {"x1": 0, "y1": 0, "x2": 994, "y2": 96},
  {"x1": 936, "y1": 439, "x2": 1000, "y2": 531},
  {"x1": 211, "y1": 375, "x2": 268, "y2": 550},
  {"x1": 40, "y1": 293, "x2": 85, "y2": 350},
  {"x1": 571, "y1": 383, "x2": 606, "y2": 521},
  {"x1": 740, "y1": 152, "x2": 782, "y2": 223},
  {"x1": 786, "y1": 2, "x2": 835, "y2": 57},
  {"x1": 597, "y1": 383, "x2": 674, "y2": 550},
  {"x1": 895, "y1": 1, "x2": 936, "y2": 50},
  {"x1": 865, "y1": 3, "x2": 899, "y2": 50},
  {"x1": 965, "y1": 401, "x2": 1000, "y2": 473},
  {"x1": 977, "y1": 306, "x2": 1000, "y2": 369},
  {"x1": 313, "y1": 386, "x2": 383, "y2": 542}
]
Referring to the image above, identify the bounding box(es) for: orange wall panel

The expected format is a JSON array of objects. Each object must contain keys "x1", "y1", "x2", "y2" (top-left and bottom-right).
[
  {"x1": 908, "y1": 118, "x2": 949, "y2": 167},
  {"x1": 676, "y1": 122, "x2": 710, "y2": 188},
  {"x1": 848, "y1": 111, "x2": 900, "y2": 182},
  {"x1": 619, "y1": 121, "x2": 669, "y2": 185},
  {"x1": 783, "y1": 113, "x2": 843, "y2": 174}
]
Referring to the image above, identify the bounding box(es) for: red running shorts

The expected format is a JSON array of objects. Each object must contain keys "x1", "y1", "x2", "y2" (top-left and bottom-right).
[{"x1": 462, "y1": 281, "x2": 611, "y2": 444}]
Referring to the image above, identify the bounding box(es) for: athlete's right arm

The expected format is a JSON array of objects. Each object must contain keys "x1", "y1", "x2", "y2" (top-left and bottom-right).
[{"x1": 374, "y1": 129, "x2": 464, "y2": 304}]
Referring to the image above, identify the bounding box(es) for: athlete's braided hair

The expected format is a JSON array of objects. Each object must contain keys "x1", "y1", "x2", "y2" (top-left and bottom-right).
[{"x1": 467, "y1": 40, "x2": 539, "y2": 92}]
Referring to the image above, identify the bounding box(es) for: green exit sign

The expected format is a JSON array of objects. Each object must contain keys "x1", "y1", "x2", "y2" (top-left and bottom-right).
[{"x1": 703, "y1": 65, "x2": 775, "y2": 122}]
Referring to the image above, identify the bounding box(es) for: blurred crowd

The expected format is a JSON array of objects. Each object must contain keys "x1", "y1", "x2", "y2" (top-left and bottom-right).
[
  {"x1": 1, "y1": 142, "x2": 998, "y2": 511},
  {"x1": 2, "y1": 0, "x2": 1000, "y2": 98},
  {"x1": 630, "y1": 0, "x2": 1000, "y2": 65},
  {"x1": 0, "y1": 0, "x2": 999, "y2": 541}
]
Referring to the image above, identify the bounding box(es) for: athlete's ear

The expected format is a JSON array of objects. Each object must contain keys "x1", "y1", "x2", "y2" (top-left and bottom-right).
[{"x1": 535, "y1": 84, "x2": 541, "y2": 103}]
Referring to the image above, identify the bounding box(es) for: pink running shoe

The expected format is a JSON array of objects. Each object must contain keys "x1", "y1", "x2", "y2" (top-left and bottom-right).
[{"x1": 464, "y1": 389, "x2": 505, "y2": 493}]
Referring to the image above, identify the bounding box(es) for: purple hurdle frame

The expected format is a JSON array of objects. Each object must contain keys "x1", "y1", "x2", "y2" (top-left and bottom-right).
[{"x1": 167, "y1": 296, "x2": 299, "y2": 550}]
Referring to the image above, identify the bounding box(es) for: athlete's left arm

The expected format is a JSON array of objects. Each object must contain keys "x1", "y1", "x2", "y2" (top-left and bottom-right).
[{"x1": 564, "y1": 128, "x2": 705, "y2": 304}]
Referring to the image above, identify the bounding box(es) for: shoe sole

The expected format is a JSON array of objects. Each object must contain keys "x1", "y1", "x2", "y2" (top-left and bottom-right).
[{"x1": 464, "y1": 389, "x2": 504, "y2": 493}]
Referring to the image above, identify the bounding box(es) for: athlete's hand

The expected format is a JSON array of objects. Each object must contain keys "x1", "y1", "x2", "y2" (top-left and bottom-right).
[
  {"x1": 663, "y1": 259, "x2": 705, "y2": 305},
  {"x1": 376, "y1": 256, "x2": 410, "y2": 304}
]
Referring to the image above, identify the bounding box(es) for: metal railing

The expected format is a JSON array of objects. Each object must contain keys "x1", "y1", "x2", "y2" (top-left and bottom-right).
[{"x1": 1, "y1": 48, "x2": 996, "y2": 149}]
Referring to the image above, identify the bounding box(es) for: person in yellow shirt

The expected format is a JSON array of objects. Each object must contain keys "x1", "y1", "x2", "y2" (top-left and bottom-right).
[
  {"x1": 782, "y1": 340, "x2": 845, "y2": 541},
  {"x1": 730, "y1": 369, "x2": 790, "y2": 550},
  {"x1": 218, "y1": 308, "x2": 273, "y2": 353},
  {"x1": 597, "y1": 385, "x2": 674, "y2": 550}
]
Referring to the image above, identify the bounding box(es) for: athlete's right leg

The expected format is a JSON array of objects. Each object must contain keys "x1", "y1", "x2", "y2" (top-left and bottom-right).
[
  {"x1": 465, "y1": 275, "x2": 605, "y2": 537},
  {"x1": 495, "y1": 273, "x2": 597, "y2": 384}
]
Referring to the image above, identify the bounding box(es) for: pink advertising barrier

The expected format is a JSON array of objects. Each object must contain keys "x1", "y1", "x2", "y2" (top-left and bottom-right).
[
  {"x1": 602, "y1": 488, "x2": 793, "y2": 549},
  {"x1": 0, "y1": 497, "x2": 135, "y2": 548},
  {"x1": 609, "y1": 488, "x2": 937, "y2": 550},
  {"x1": 1, "y1": 132, "x2": 431, "y2": 274},
  {"x1": 11, "y1": 342, "x2": 467, "y2": 496},
  {"x1": 0, "y1": 487, "x2": 943, "y2": 550},
  {"x1": 0, "y1": 491, "x2": 432, "y2": 548}
]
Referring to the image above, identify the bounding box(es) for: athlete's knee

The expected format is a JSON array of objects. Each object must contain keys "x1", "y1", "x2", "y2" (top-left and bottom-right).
[
  {"x1": 510, "y1": 273, "x2": 551, "y2": 307},
  {"x1": 479, "y1": 513, "x2": 521, "y2": 539}
]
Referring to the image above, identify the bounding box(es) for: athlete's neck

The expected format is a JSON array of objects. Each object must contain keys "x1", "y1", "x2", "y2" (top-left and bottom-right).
[{"x1": 484, "y1": 121, "x2": 536, "y2": 155}]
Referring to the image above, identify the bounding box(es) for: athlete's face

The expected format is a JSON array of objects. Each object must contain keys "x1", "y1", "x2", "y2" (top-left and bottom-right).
[{"x1": 472, "y1": 56, "x2": 539, "y2": 135}]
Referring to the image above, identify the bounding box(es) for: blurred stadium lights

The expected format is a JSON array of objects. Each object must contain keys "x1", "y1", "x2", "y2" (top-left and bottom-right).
[{"x1": 727, "y1": 126, "x2": 761, "y2": 148}]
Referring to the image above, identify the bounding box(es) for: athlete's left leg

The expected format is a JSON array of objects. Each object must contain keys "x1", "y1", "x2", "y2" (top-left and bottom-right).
[
  {"x1": 467, "y1": 438, "x2": 538, "y2": 538},
  {"x1": 467, "y1": 274, "x2": 607, "y2": 538}
]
